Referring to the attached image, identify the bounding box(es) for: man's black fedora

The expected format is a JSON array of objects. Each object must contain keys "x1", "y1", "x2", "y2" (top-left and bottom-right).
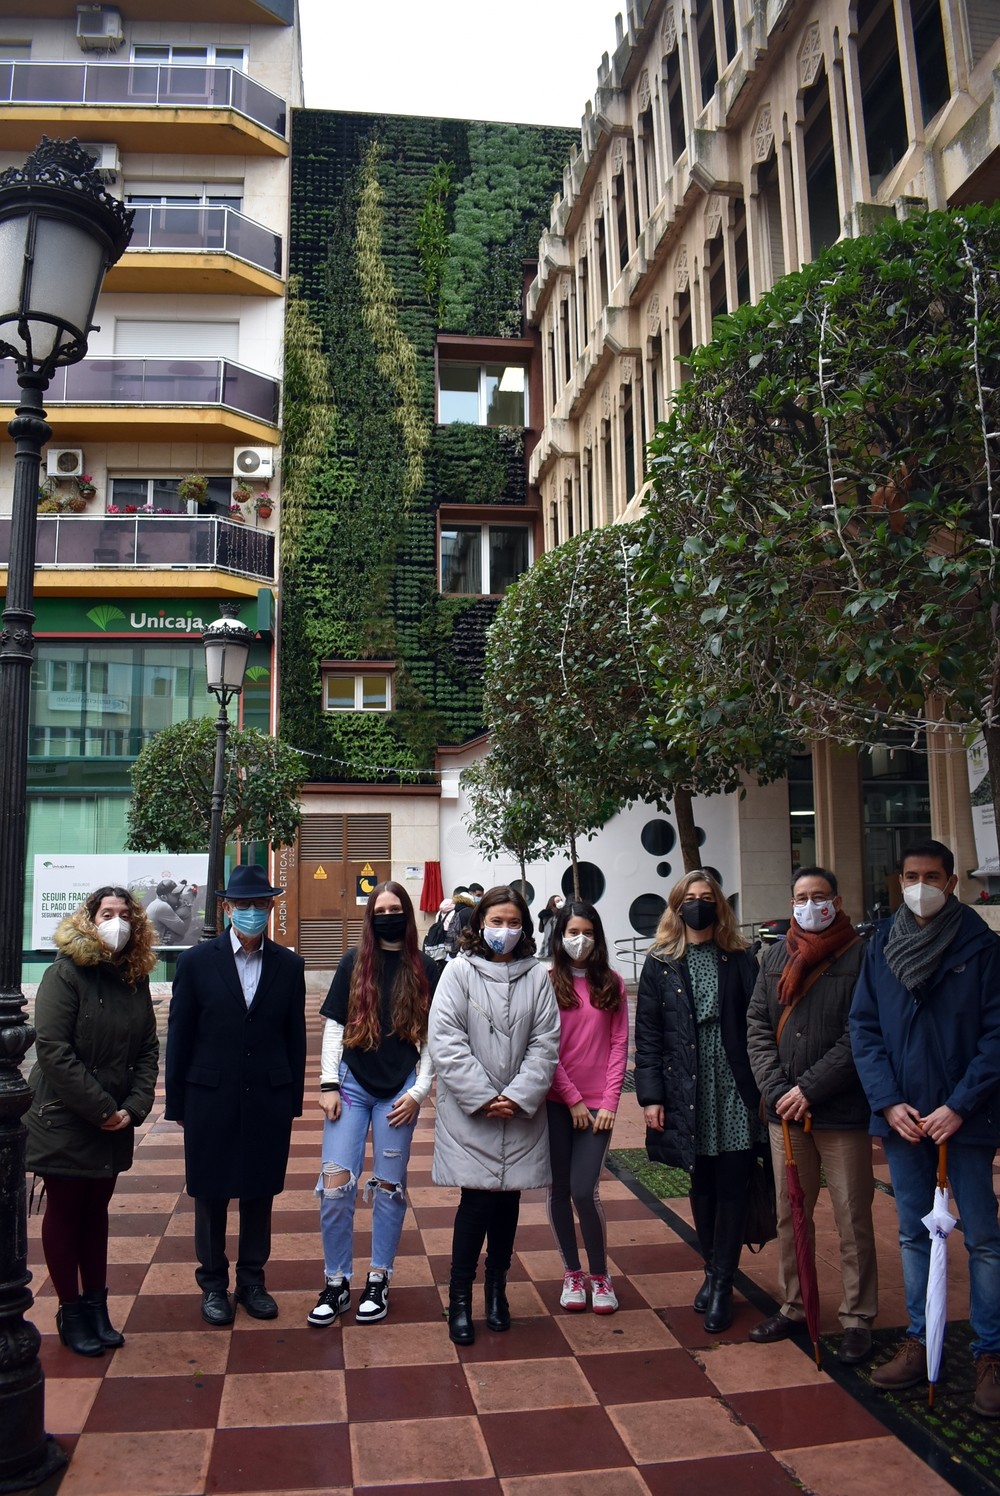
[{"x1": 217, "y1": 865, "x2": 285, "y2": 899}]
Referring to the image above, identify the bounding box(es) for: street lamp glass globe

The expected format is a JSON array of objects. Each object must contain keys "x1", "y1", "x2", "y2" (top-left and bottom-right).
[
  {"x1": 203, "y1": 617, "x2": 253, "y2": 695},
  {"x1": 0, "y1": 213, "x2": 107, "y2": 372}
]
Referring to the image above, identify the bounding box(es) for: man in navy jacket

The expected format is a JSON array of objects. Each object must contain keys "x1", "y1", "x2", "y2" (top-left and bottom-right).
[
  {"x1": 165, "y1": 866, "x2": 306, "y2": 1325},
  {"x1": 850, "y1": 840, "x2": 1000, "y2": 1416}
]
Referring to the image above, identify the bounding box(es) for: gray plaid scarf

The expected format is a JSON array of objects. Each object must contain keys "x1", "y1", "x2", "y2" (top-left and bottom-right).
[{"x1": 884, "y1": 896, "x2": 964, "y2": 995}]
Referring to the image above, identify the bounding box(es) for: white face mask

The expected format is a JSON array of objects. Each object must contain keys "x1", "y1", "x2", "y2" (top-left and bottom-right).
[
  {"x1": 96, "y1": 916, "x2": 131, "y2": 954},
  {"x1": 562, "y1": 932, "x2": 595, "y2": 962},
  {"x1": 792, "y1": 898, "x2": 836, "y2": 933},
  {"x1": 903, "y1": 882, "x2": 947, "y2": 919},
  {"x1": 483, "y1": 924, "x2": 522, "y2": 955}
]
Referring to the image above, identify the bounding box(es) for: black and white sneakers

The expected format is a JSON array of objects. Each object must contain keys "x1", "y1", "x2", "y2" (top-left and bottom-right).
[
  {"x1": 307, "y1": 1277, "x2": 351, "y2": 1327},
  {"x1": 355, "y1": 1272, "x2": 389, "y2": 1323}
]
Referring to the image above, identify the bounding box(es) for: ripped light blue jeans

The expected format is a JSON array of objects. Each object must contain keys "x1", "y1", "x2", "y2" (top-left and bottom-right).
[{"x1": 316, "y1": 1063, "x2": 417, "y2": 1281}]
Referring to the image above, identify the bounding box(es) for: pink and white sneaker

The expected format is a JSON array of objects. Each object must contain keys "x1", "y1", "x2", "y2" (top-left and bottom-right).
[
  {"x1": 590, "y1": 1273, "x2": 619, "y2": 1314},
  {"x1": 560, "y1": 1270, "x2": 587, "y2": 1311}
]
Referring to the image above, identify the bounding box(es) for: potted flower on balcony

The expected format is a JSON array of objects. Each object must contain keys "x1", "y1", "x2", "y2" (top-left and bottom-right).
[
  {"x1": 228, "y1": 503, "x2": 245, "y2": 524},
  {"x1": 74, "y1": 473, "x2": 98, "y2": 501},
  {"x1": 254, "y1": 490, "x2": 274, "y2": 521},
  {"x1": 177, "y1": 473, "x2": 211, "y2": 507}
]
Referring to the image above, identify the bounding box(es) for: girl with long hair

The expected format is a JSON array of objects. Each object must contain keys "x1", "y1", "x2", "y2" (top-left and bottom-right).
[
  {"x1": 546, "y1": 901, "x2": 629, "y2": 1314},
  {"x1": 25, "y1": 885, "x2": 159, "y2": 1356},
  {"x1": 309, "y1": 881, "x2": 438, "y2": 1327},
  {"x1": 429, "y1": 885, "x2": 560, "y2": 1344},
  {"x1": 634, "y1": 870, "x2": 760, "y2": 1333}
]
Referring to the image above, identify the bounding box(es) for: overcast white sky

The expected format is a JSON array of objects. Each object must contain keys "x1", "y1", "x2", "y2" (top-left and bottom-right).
[{"x1": 298, "y1": 0, "x2": 626, "y2": 129}]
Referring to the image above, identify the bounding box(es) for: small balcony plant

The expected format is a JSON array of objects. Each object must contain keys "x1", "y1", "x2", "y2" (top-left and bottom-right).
[
  {"x1": 177, "y1": 473, "x2": 210, "y2": 506},
  {"x1": 254, "y1": 490, "x2": 274, "y2": 521},
  {"x1": 74, "y1": 473, "x2": 98, "y2": 500},
  {"x1": 232, "y1": 482, "x2": 255, "y2": 508}
]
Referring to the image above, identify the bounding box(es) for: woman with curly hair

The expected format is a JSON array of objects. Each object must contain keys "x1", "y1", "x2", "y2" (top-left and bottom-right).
[
  {"x1": 25, "y1": 886, "x2": 159, "y2": 1356},
  {"x1": 309, "y1": 882, "x2": 438, "y2": 1328},
  {"x1": 429, "y1": 885, "x2": 560, "y2": 1345},
  {"x1": 546, "y1": 900, "x2": 629, "y2": 1315},
  {"x1": 634, "y1": 869, "x2": 760, "y2": 1333}
]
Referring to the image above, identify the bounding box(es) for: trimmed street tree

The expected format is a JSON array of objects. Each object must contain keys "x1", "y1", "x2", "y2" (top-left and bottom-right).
[
  {"x1": 126, "y1": 718, "x2": 306, "y2": 854},
  {"x1": 461, "y1": 751, "x2": 558, "y2": 889}
]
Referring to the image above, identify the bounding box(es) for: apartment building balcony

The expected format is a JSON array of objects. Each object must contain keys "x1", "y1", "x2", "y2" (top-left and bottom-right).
[
  {"x1": 0, "y1": 357, "x2": 280, "y2": 445},
  {"x1": 0, "y1": 515, "x2": 275, "y2": 594},
  {"x1": 30, "y1": 1, "x2": 293, "y2": 19},
  {"x1": 0, "y1": 61, "x2": 287, "y2": 157},
  {"x1": 103, "y1": 205, "x2": 284, "y2": 296}
]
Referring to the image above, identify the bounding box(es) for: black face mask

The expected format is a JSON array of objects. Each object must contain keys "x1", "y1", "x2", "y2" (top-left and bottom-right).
[
  {"x1": 374, "y1": 913, "x2": 407, "y2": 942},
  {"x1": 680, "y1": 900, "x2": 717, "y2": 931}
]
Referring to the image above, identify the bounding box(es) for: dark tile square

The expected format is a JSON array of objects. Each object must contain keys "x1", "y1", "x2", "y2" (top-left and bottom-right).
[
  {"x1": 152, "y1": 1235, "x2": 198, "y2": 1263},
  {"x1": 727, "y1": 1384, "x2": 886, "y2": 1449},
  {"x1": 87, "y1": 1373, "x2": 224, "y2": 1431},
  {"x1": 360, "y1": 1484, "x2": 499, "y2": 1496},
  {"x1": 207, "y1": 1423, "x2": 351, "y2": 1492},
  {"x1": 258, "y1": 1259, "x2": 327, "y2": 1292},
  {"x1": 105, "y1": 1264, "x2": 149, "y2": 1294},
  {"x1": 641, "y1": 1452, "x2": 801, "y2": 1495},
  {"x1": 580, "y1": 1346, "x2": 713, "y2": 1403},
  {"x1": 124, "y1": 1293, "x2": 207, "y2": 1333},
  {"x1": 345, "y1": 1363, "x2": 475, "y2": 1422},
  {"x1": 225, "y1": 1327, "x2": 345, "y2": 1374},
  {"x1": 114, "y1": 1176, "x2": 182, "y2": 1196},
  {"x1": 39, "y1": 1339, "x2": 109, "y2": 1379},
  {"x1": 376, "y1": 1285, "x2": 445, "y2": 1325},
  {"x1": 655, "y1": 1299, "x2": 758, "y2": 1349},
  {"x1": 479, "y1": 1405, "x2": 630, "y2": 1476},
  {"x1": 458, "y1": 1316, "x2": 573, "y2": 1363},
  {"x1": 106, "y1": 1214, "x2": 172, "y2": 1236},
  {"x1": 606, "y1": 1242, "x2": 703, "y2": 1275}
]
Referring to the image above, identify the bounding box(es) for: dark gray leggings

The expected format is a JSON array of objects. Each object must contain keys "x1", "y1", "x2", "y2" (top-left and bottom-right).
[{"x1": 546, "y1": 1100, "x2": 612, "y2": 1276}]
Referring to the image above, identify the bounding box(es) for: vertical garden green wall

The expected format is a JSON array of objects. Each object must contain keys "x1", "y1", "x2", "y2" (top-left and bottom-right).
[{"x1": 281, "y1": 110, "x2": 576, "y2": 781}]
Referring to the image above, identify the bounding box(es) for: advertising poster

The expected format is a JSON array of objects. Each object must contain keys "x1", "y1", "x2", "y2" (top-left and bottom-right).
[
  {"x1": 967, "y1": 734, "x2": 999, "y2": 875},
  {"x1": 33, "y1": 854, "x2": 209, "y2": 951}
]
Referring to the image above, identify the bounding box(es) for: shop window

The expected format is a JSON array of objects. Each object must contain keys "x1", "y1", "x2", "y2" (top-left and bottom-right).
[
  {"x1": 440, "y1": 523, "x2": 531, "y2": 595},
  {"x1": 437, "y1": 362, "x2": 526, "y2": 426},
  {"x1": 321, "y1": 670, "x2": 392, "y2": 713},
  {"x1": 857, "y1": 0, "x2": 908, "y2": 190}
]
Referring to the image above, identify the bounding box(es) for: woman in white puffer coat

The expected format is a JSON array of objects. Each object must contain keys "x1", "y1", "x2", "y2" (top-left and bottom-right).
[{"x1": 429, "y1": 884, "x2": 560, "y2": 1345}]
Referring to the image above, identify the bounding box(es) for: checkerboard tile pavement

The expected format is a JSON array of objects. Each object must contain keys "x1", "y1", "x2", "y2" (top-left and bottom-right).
[{"x1": 28, "y1": 1003, "x2": 961, "y2": 1495}]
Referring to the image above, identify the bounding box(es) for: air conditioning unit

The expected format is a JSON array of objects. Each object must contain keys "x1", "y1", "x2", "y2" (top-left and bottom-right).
[
  {"x1": 233, "y1": 446, "x2": 275, "y2": 479},
  {"x1": 75, "y1": 5, "x2": 124, "y2": 51},
  {"x1": 79, "y1": 142, "x2": 121, "y2": 184},
  {"x1": 46, "y1": 449, "x2": 85, "y2": 478}
]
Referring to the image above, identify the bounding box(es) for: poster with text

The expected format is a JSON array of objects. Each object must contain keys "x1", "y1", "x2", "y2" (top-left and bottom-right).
[
  {"x1": 967, "y1": 735, "x2": 999, "y2": 875},
  {"x1": 33, "y1": 854, "x2": 209, "y2": 951}
]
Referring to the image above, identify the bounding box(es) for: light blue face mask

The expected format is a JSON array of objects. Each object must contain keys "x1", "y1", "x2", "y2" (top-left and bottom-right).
[
  {"x1": 483, "y1": 924, "x2": 521, "y2": 955},
  {"x1": 229, "y1": 906, "x2": 270, "y2": 937}
]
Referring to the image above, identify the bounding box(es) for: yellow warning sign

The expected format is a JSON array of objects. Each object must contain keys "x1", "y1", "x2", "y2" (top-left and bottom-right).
[
  {"x1": 360, "y1": 862, "x2": 375, "y2": 876},
  {"x1": 313, "y1": 866, "x2": 328, "y2": 880}
]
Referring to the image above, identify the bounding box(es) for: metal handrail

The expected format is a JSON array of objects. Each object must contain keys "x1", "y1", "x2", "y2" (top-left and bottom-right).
[
  {"x1": 0, "y1": 515, "x2": 275, "y2": 583},
  {"x1": 613, "y1": 934, "x2": 653, "y2": 980},
  {"x1": 126, "y1": 205, "x2": 282, "y2": 277},
  {"x1": 0, "y1": 356, "x2": 280, "y2": 426}
]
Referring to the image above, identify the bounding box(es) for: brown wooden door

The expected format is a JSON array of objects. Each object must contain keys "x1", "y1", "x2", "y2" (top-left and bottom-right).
[{"x1": 295, "y1": 813, "x2": 391, "y2": 967}]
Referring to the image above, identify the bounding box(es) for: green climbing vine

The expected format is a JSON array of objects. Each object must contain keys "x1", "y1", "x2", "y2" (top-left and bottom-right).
[{"x1": 416, "y1": 160, "x2": 453, "y2": 323}]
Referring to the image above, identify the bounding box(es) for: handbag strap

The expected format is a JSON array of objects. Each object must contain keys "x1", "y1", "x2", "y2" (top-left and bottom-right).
[{"x1": 774, "y1": 935, "x2": 861, "y2": 1046}]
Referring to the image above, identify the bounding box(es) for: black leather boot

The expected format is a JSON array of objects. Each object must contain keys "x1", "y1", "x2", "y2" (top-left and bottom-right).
[
  {"x1": 484, "y1": 1271, "x2": 511, "y2": 1332},
  {"x1": 447, "y1": 1278, "x2": 475, "y2": 1345},
  {"x1": 689, "y1": 1193, "x2": 716, "y2": 1312},
  {"x1": 81, "y1": 1287, "x2": 125, "y2": 1348},
  {"x1": 57, "y1": 1300, "x2": 104, "y2": 1357},
  {"x1": 703, "y1": 1201, "x2": 746, "y2": 1334}
]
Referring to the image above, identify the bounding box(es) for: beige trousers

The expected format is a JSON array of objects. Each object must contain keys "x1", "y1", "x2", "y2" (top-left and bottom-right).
[{"x1": 768, "y1": 1121, "x2": 878, "y2": 1328}]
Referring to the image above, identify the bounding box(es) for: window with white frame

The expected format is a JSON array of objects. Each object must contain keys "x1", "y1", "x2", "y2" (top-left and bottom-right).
[
  {"x1": 438, "y1": 362, "x2": 526, "y2": 427},
  {"x1": 132, "y1": 44, "x2": 247, "y2": 70},
  {"x1": 440, "y1": 522, "x2": 531, "y2": 596},
  {"x1": 321, "y1": 670, "x2": 393, "y2": 713},
  {"x1": 109, "y1": 476, "x2": 232, "y2": 515},
  {"x1": 126, "y1": 180, "x2": 244, "y2": 210}
]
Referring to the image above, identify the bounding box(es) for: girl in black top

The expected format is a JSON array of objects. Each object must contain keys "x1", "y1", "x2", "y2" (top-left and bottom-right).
[{"x1": 308, "y1": 882, "x2": 438, "y2": 1327}]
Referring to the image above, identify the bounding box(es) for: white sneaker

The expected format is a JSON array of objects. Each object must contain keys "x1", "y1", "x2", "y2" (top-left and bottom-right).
[
  {"x1": 590, "y1": 1273, "x2": 619, "y2": 1314},
  {"x1": 560, "y1": 1269, "x2": 587, "y2": 1312},
  {"x1": 355, "y1": 1272, "x2": 389, "y2": 1323},
  {"x1": 307, "y1": 1277, "x2": 350, "y2": 1327}
]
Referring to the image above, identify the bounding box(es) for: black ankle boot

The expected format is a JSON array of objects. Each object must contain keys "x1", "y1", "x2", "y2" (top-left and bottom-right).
[
  {"x1": 448, "y1": 1280, "x2": 475, "y2": 1345},
  {"x1": 57, "y1": 1300, "x2": 105, "y2": 1357},
  {"x1": 693, "y1": 1273, "x2": 712, "y2": 1314},
  {"x1": 703, "y1": 1199, "x2": 746, "y2": 1334},
  {"x1": 81, "y1": 1287, "x2": 125, "y2": 1348},
  {"x1": 484, "y1": 1271, "x2": 510, "y2": 1332},
  {"x1": 703, "y1": 1276, "x2": 734, "y2": 1333}
]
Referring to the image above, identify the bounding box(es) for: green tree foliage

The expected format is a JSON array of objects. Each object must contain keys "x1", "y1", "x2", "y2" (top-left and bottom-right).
[
  {"x1": 126, "y1": 719, "x2": 307, "y2": 853},
  {"x1": 641, "y1": 204, "x2": 1000, "y2": 826},
  {"x1": 461, "y1": 752, "x2": 558, "y2": 888}
]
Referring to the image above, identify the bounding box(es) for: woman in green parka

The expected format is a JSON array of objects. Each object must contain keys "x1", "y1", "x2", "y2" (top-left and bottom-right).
[{"x1": 26, "y1": 885, "x2": 159, "y2": 1356}]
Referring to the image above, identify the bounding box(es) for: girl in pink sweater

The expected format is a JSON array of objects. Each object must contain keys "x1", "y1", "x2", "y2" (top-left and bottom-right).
[{"x1": 546, "y1": 900, "x2": 629, "y2": 1313}]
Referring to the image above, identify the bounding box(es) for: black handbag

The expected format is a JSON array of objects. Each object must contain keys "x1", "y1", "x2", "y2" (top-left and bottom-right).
[{"x1": 743, "y1": 1145, "x2": 778, "y2": 1252}]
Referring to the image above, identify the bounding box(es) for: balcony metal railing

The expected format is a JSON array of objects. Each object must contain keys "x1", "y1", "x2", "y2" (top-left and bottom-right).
[
  {"x1": 0, "y1": 515, "x2": 275, "y2": 583},
  {"x1": 0, "y1": 61, "x2": 286, "y2": 138},
  {"x1": 127, "y1": 205, "x2": 282, "y2": 277},
  {"x1": 0, "y1": 357, "x2": 280, "y2": 427}
]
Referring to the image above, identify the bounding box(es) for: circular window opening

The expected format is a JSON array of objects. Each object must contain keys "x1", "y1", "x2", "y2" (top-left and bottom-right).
[
  {"x1": 510, "y1": 879, "x2": 535, "y2": 908},
  {"x1": 640, "y1": 819, "x2": 675, "y2": 856},
  {"x1": 656, "y1": 861, "x2": 672, "y2": 878},
  {"x1": 560, "y1": 862, "x2": 606, "y2": 903},
  {"x1": 629, "y1": 893, "x2": 666, "y2": 935}
]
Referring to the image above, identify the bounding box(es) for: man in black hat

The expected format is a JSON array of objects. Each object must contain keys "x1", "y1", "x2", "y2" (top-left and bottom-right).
[{"x1": 165, "y1": 865, "x2": 306, "y2": 1324}]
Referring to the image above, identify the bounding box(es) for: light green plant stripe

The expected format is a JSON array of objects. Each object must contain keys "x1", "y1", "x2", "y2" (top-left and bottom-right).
[
  {"x1": 356, "y1": 141, "x2": 429, "y2": 506},
  {"x1": 281, "y1": 275, "x2": 334, "y2": 565}
]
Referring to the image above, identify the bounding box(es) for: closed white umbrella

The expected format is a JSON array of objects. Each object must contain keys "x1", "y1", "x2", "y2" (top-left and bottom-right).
[{"x1": 920, "y1": 1143, "x2": 956, "y2": 1407}]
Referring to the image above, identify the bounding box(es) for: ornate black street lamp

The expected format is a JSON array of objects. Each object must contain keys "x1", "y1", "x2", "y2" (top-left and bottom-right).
[
  {"x1": 201, "y1": 605, "x2": 254, "y2": 941},
  {"x1": 0, "y1": 139, "x2": 132, "y2": 1491}
]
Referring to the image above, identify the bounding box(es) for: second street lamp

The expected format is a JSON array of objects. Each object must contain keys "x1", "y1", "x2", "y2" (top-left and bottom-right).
[
  {"x1": 201, "y1": 608, "x2": 255, "y2": 941},
  {"x1": 0, "y1": 137, "x2": 133, "y2": 1492}
]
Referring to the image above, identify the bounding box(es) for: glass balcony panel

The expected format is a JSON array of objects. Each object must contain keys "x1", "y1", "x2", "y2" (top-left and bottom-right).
[
  {"x1": 223, "y1": 212, "x2": 283, "y2": 274},
  {"x1": 124, "y1": 206, "x2": 281, "y2": 274},
  {"x1": 221, "y1": 362, "x2": 280, "y2": 423},
  {"x1": 7, "y1": 62, "x2": 86, "y2": 103},
  {"x1": 0, "y1": 358, "x2": 277, "y2": 424},
  {"x1": 0, "y1": 516, "x2": 273, "y2": 582}
]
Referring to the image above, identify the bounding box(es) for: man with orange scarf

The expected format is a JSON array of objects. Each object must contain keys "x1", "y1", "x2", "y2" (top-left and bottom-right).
[{"x1": 746, "y1": 867, "x2": 877, "y2": 1364}]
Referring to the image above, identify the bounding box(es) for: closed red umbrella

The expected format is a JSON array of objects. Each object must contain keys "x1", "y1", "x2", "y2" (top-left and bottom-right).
[{"x1": 782, "y1": 1116, "x2": 822, "y2": 1367}]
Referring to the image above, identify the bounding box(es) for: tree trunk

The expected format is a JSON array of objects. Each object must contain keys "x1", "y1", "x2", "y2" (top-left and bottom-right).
[
  {"x1": 569, "y1": 831, "x2": 580, "y2": 899},
  {"x1": 673, "y1": 787, "x2": 701, "y2": 872},
  {"x1": 518, "y1": 852, "x2": 526, "y2": 890}
]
